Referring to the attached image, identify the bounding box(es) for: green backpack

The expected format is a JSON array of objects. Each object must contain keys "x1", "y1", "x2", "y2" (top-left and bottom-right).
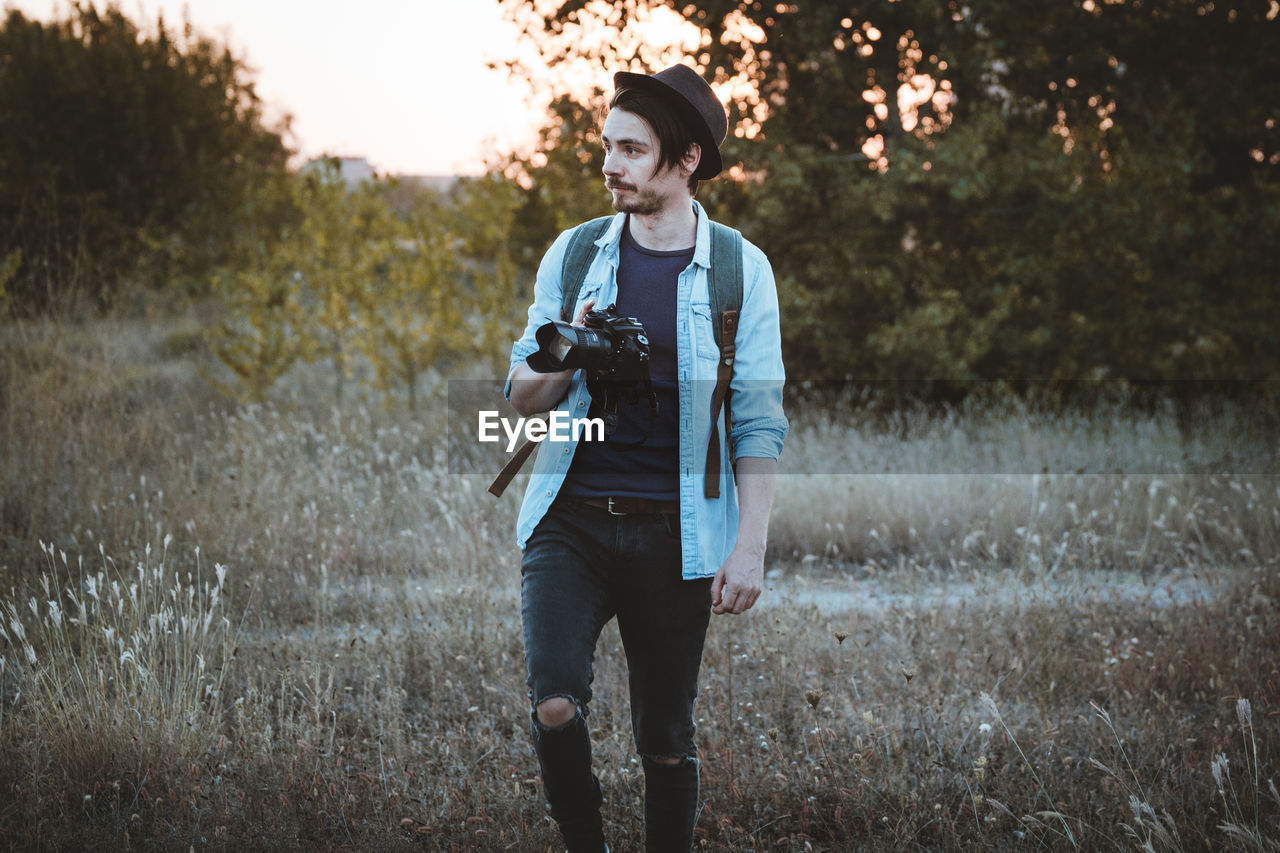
[{"x1": 489, "y1": 215, "x2": 744, "y2": 500}]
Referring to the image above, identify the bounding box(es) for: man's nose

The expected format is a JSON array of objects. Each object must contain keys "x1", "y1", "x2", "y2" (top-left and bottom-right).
[{"x1": 602, "y1": 150, "x2": 621, "y2": 176}]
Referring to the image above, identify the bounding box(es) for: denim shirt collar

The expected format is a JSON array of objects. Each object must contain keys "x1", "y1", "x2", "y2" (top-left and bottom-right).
[{"x1": 594, "y1": 200, "x2": 713, "y2": 270}]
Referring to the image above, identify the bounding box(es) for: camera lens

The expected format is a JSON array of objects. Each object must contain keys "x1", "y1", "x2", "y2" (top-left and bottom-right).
[{"x1": 550, "y1": 331, "x2": 576, "y2": 363}]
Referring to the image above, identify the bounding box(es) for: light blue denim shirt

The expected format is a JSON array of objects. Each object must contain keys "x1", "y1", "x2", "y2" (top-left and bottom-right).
[{"x1": 505, "y1": 201, "x2": 788, "y2": 579}]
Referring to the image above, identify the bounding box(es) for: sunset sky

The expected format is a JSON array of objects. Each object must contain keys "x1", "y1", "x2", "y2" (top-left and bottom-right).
[{"x1": 7, "y1": 0, "x2": 547, "y2": 176}]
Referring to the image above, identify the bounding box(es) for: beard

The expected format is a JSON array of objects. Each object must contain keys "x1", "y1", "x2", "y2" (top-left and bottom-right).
[{"x1": 607, "y1": 183, "x2": 663, "y2": 216}]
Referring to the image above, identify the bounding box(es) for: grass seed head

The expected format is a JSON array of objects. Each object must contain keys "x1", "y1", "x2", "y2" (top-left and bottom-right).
[{"x1": 1211, "y1": 754, "x2": 1229, "y2": 794}]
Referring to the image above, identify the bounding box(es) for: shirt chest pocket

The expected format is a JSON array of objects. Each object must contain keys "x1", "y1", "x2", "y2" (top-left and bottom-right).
[
  {"x1": 690, "y1": 302, "x2": 720, "y2": 362},
  {"x1": 570, "y1": 282, "x2": 604, "y2": 320}
]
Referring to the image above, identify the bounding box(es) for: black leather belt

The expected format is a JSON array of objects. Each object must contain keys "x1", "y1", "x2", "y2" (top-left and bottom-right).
[{"x1": 583, "y1": 497, "x2": 680, "y2": 516}]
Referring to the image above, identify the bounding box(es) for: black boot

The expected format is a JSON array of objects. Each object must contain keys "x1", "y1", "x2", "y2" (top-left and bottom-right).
[
  {"x1": 642, "y1": 756, "x2": 699, "y2": 852},
  {"x1": 533, "y1": 712, "x2": 606, "y2": 853}
]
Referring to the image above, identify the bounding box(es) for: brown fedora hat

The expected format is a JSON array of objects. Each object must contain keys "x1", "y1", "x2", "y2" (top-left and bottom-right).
[{"x1": 613, "y1": 64, "x2": 728, "y2": 180}]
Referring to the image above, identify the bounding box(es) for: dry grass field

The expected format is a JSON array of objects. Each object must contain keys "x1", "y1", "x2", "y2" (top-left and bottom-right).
[{"x1": 1, "y1": 315, "x2": 1277, "y2": 851}]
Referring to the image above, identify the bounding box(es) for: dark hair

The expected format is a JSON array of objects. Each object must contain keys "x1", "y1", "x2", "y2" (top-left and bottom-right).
[{"x1": 609, "y1": 87, "x2": 701, "y2": 194}]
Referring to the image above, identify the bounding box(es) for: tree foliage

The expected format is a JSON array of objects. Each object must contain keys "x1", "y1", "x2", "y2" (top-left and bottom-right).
[
  {"x1": 0, "y1": 3, "x2": 290, "y2": 314},
  {"x1": 498, "y1": 0, "x2": 1280, "y2": 388},
  {"x1": 505, "y1": 95, "x2": 616, "y2": 263},
  {"x1": 210, "y1": 166, "x2": 520, "y2": 406}
]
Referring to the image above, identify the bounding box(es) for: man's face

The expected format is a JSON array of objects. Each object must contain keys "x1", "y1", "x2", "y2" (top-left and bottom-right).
[{"x1": 601, "y1": 108, "x2": 693, "y2": 216}]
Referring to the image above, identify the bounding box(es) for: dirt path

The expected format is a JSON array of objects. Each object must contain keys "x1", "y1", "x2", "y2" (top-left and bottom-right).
[{"x1": 758, "y1": 566, "x2": 1224, "y2": 615}]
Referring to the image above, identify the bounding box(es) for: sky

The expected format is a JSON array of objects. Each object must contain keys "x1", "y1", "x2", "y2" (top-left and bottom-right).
[{"x1": 7, "y1": 0, "x2": 544, "y2": 176}]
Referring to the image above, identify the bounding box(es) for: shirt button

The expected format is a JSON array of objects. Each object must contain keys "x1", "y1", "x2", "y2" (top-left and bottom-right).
[
  {"x1": 563, "y1": 447, "x2": 570, "y2": 454},
  {"x1": 546, "y1": 490, "x2": 553, "y2": 497},
  {"x1": 577, "y1": 400, "x2": 585, "y2": 408}
]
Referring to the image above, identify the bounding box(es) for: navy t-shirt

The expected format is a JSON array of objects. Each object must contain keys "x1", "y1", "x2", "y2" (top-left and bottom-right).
[{"x1": 560, "y1": 218, "x2": 692, "y2": 501}]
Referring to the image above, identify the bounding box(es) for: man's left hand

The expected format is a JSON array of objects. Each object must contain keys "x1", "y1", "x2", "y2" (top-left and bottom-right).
[{"x1": 711, "y1": 547, "x2": 764, "y2": 615}]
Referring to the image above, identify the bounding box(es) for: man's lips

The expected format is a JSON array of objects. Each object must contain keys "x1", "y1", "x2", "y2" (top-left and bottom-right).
[{"x1": 606, "y1": 183, "x2": 635, "y2": 192}]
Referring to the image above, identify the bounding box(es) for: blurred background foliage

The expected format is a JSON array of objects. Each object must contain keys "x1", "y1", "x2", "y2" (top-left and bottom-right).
[
  {"x1": 0, "y1": 3, "x2": 289, "y2": 313},
  {"x1": 497, "y1": 0, "x2": 1279, "y2": 391},
  {"x1": 2, "y1": 0, "x2": 1277, "y2": 403}
]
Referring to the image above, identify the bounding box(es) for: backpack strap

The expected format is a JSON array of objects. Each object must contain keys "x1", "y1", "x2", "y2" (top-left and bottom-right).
[
  {"x1": 559, "y1": 215, "x2": 614, "y2": 321},
  {"x1": 708, "y1": 222, "x2": 744, "y2": 352},
  {"x1": 704, "y1": 222, "x2": 744, "y2": 499},
  {"x1": 487, "y1": 431, "x2": 541, "y2": 497},
  {"x1": 488, "y1": 216, "x2": 612, "y2": 498}
]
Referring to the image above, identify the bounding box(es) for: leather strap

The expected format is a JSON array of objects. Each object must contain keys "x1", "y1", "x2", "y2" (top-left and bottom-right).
[
  {"x1": 704, "y1": 309, "x2": 739, "y2": 499},
  {"x1": 582, "y1": 497, "x2": 679, "y2": 515},
  {"x1": 705, "y1": 222, "x2": 743, "y2": 499},
  {"x1": 487, "y1": 437, "x2": 539, "y2": 497}
]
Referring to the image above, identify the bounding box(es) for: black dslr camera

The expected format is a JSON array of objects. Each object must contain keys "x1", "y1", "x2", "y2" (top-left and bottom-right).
[
  {"x1": 527, "y1": 305, "x2": 650, "y2": 383},
  {"x1": 526, "y1": 305, "x2": 656, "y2": 445}
]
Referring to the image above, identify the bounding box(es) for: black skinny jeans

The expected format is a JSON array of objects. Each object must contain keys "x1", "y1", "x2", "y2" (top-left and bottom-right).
[{"x1": 521, "y1": 498, "x2": 713, "y2": 852}]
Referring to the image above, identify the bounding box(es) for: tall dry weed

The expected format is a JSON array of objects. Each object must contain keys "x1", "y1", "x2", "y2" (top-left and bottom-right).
[{"x1": 0, "y1": 314, "x2": 1277, "y2": 849}]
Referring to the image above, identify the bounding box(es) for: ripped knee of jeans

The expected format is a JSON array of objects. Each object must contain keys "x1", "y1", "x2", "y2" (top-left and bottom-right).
[
  {"x1": 532, "y1": 693, "x2": 583, "y2": 730},
  {"x1": 642, "y1": 752, "x2": 698, "y2": 769}
]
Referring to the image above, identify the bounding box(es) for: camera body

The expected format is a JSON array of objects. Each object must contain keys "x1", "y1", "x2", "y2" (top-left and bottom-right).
[
  {"x1": 579, "y1": 306, "x2": 650, "y2": 383},
  {"x1": 527, "y1": 304, "x2": 657, "y2": 445}
]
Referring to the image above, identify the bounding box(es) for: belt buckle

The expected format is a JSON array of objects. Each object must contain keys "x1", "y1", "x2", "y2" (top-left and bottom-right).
[{"x1": 606, "y1": 497, "x2": 626, "y2": 516}]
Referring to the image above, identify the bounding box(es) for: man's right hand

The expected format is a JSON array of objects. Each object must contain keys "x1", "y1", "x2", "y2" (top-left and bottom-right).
[{"x1": 571, "y1": 299, "x2": 596, "y2": 326}]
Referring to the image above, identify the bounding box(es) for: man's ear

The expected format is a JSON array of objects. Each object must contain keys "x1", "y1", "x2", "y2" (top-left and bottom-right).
[{"x1": 681, "y1": 142, "x2": 702, "y2": 176}]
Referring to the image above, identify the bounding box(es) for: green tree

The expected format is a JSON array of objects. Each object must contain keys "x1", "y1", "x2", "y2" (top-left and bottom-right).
[
  {"x1": 449, "y1": 173, "x2": 538, "y2": 363},
  {"x1": 208, "y1": 172, "x2": 318, "y2": 403},
  {"x1": 209, "y1": 260, "x2": 315, "y2": 403},
  {"x1": 505, "y1": 96, "x2": 615, "y2": 262},
  {"x1": 211, "y1": 164, "x2": 391, "y2": 401},
  {"x1": 0, "y1": 3, "x2": 290, "y2": 314},
  {"x1": 294, "y1": 167, "x2": 394, "y2": 403},
  {"x1": 211, "y1": 168, "x2": 522, "y2": 405},
  {"x1": 356, "y1": 207, "x2": 461, "y2": 412},
  {"x1": 498, "y1": 0, "x2": 1280, "y2": 389}
]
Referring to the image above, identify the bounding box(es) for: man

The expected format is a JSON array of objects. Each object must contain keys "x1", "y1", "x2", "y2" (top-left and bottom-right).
[{"x1": 504, "y1": 64, "x2": 788, "y2": 852}]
